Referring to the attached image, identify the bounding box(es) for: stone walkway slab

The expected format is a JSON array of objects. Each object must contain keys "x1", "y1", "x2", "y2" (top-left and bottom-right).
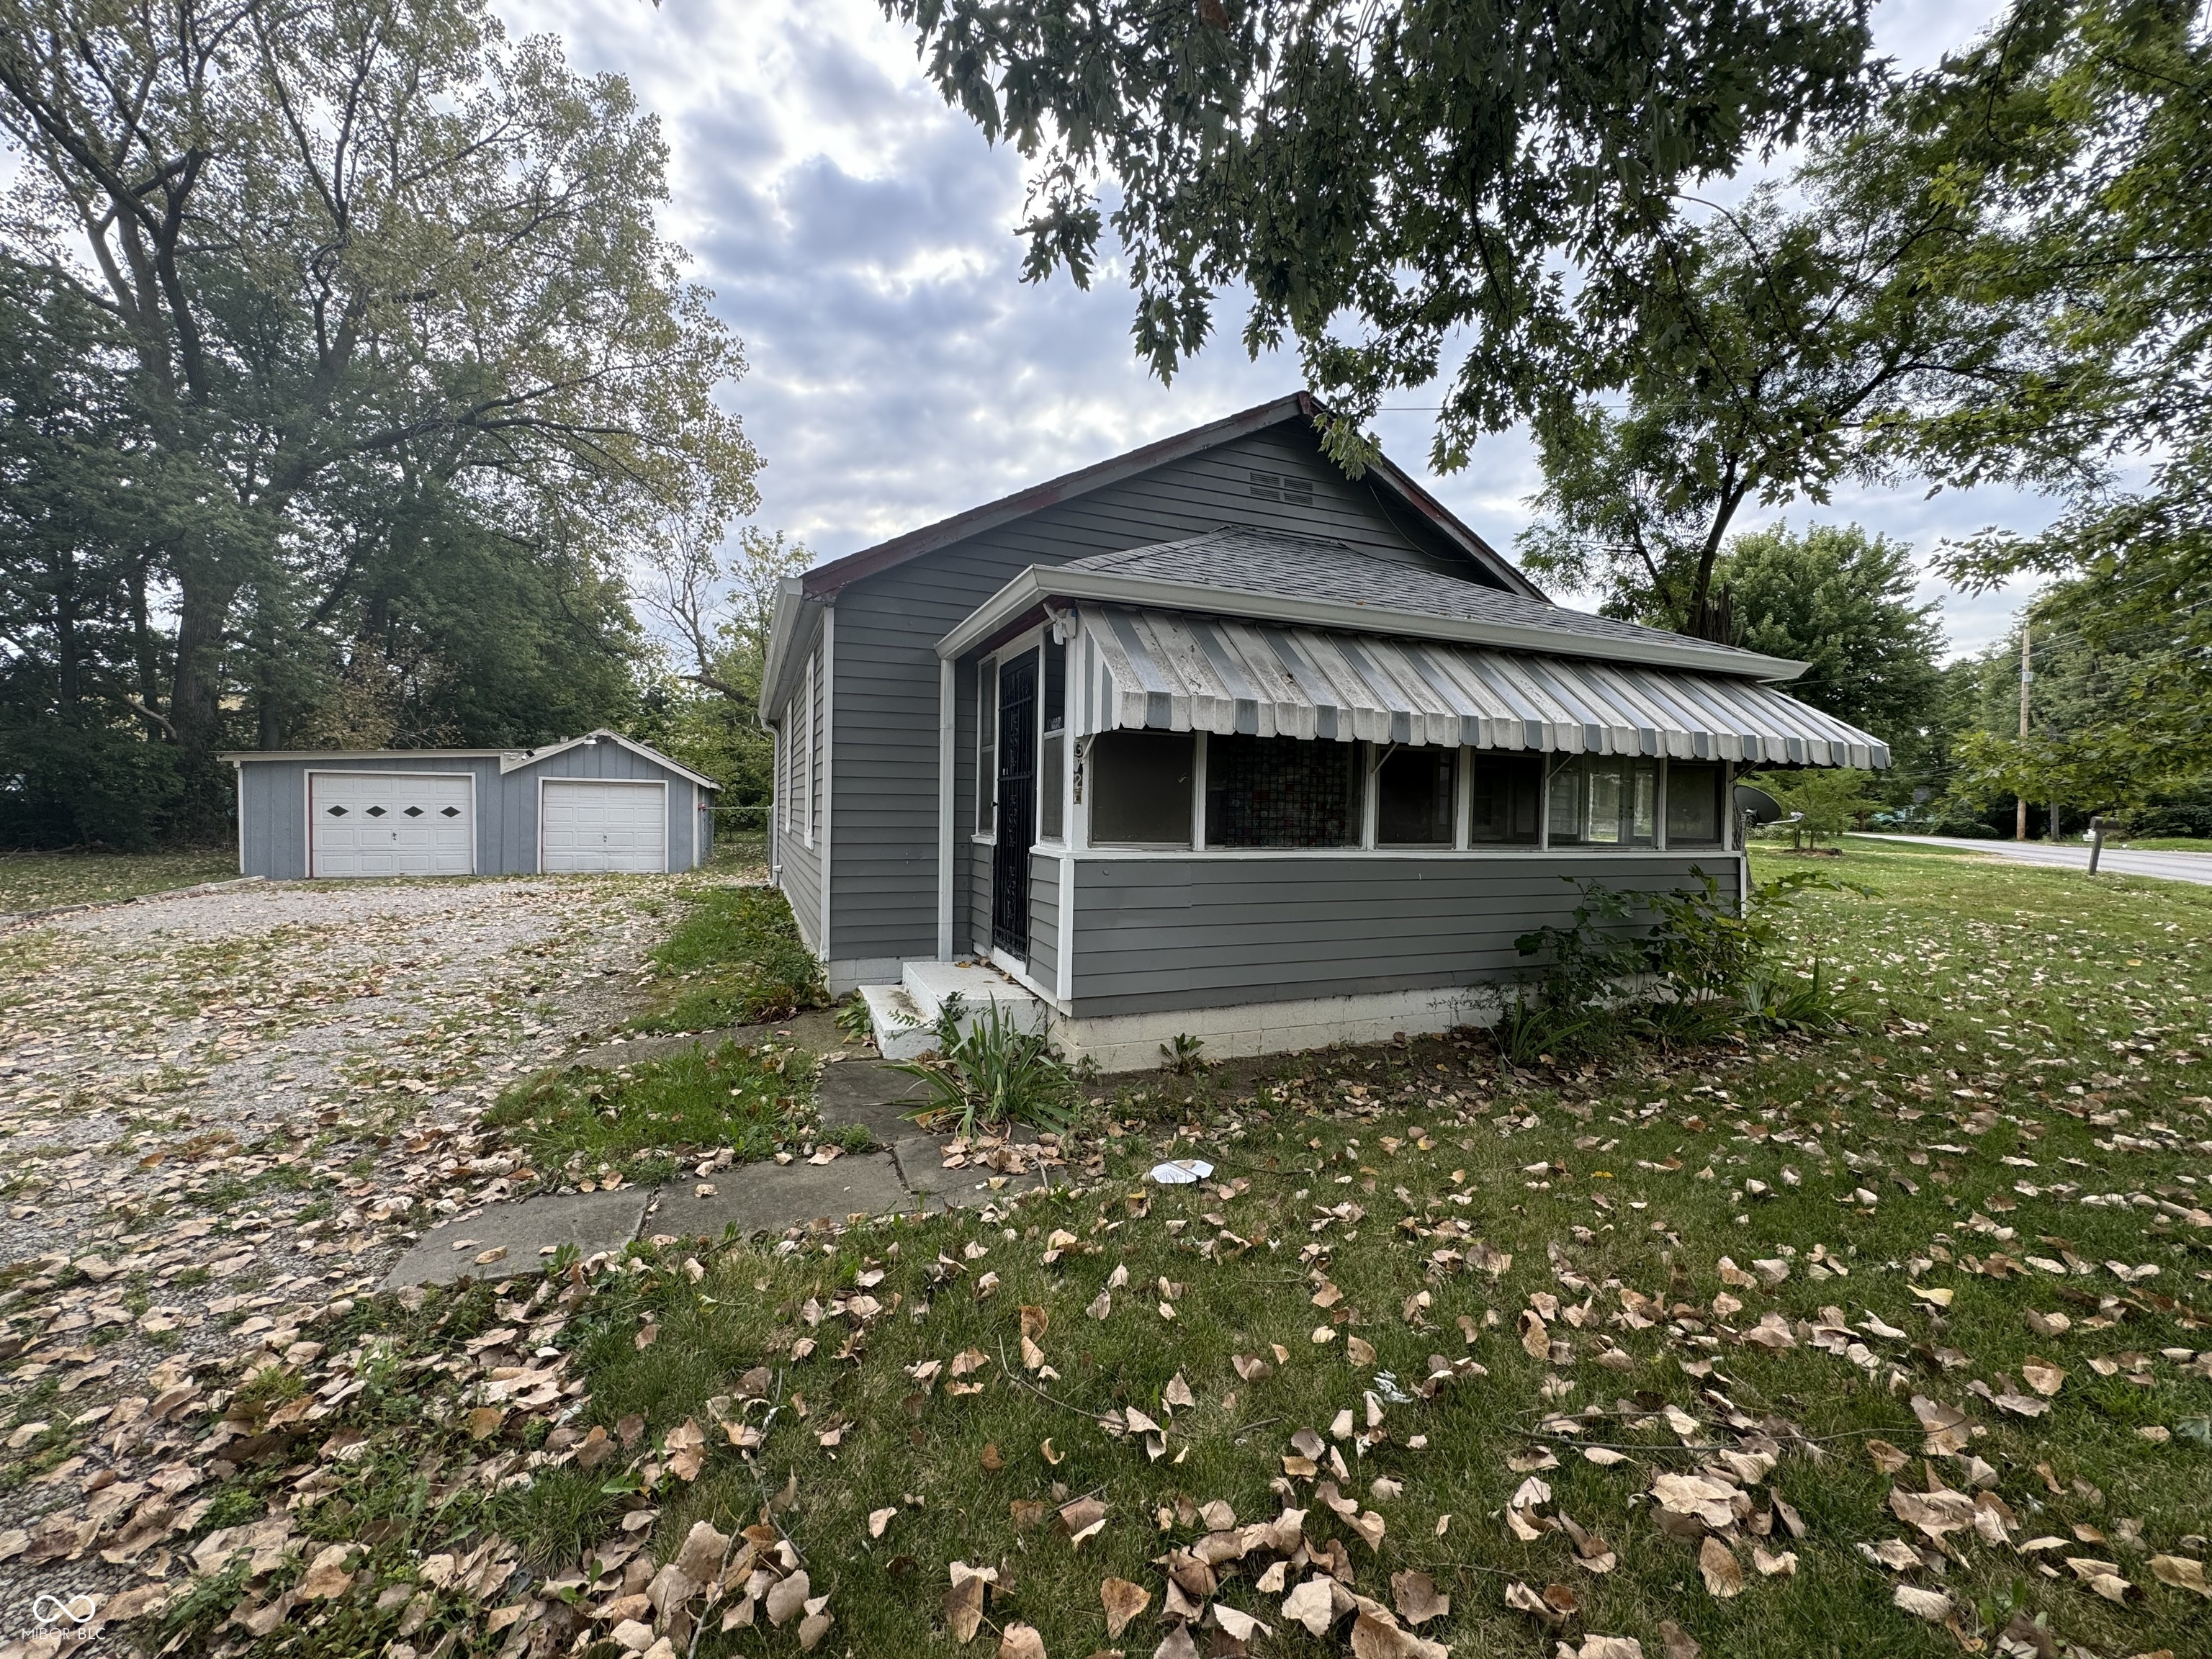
[
  {"x1": 644, "y1": 1153, "x2": 917, "y2": 1242},
  {"x1": 384, "y1": 1186, "x2": 649, "y2": 1288},
  {"x1": 817, "y1": 1058, "x2": 931, "y2": 1143}
]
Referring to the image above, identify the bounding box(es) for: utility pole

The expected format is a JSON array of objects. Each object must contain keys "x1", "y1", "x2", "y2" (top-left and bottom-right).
[{"x1": 2018, "y1": 626, "x2": 2032, "y2": 841}]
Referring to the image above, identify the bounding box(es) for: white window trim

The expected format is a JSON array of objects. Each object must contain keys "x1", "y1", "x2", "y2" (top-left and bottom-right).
[{"x1": 974, "y1": 652, "x2": 998, "y2": 846}]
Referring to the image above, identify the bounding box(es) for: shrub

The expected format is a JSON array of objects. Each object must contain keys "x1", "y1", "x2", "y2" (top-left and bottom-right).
[
  {"x1": 892, "y1": 1000, "x2": 1076, "y2": 1138},
  {"x1": 0, "y1": 722, "x2": 185, "y2": 850},
  {"x1": 1500, "y1": 868, "x2": 1860, "y2": 1061}
]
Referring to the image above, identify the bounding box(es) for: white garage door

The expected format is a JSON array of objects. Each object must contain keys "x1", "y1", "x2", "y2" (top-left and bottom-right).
[
  {"x1": 310, "y1": 773, "x2": 474, "y2": 877},
  {"x1": 541, "y1": 780, "x2": 665, "y2": 873}
]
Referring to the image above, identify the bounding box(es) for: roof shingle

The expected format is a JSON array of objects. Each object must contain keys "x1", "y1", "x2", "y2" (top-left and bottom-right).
[{"x1": 1060, "y1": 527, "x2": 1773, "y2": 665}]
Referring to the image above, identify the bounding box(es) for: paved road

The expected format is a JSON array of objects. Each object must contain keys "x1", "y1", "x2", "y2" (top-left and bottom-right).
[{"x1": 1871, "y1": 834, "x2": 2212, "y2": 887}]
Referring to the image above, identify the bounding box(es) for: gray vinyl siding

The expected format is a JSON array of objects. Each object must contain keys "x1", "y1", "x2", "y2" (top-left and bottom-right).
[
  {"x1": 836, "y1": 422, "x2": 1488, "y2": 966},
  {"x1": 236, "y1": 745, "x2": 703, "y2": 880},
  {"x1": 966, "y1": 840, "x2": 992, "y2": 958},
  {"x1": 768, "y1": 600, "x2": 828, "y2": 948},
  {"x1": 1064, "y1": 854, "x2": 1737, "y2": 1017},
  {"x1": 1027, "y1": 853, "x2": 1060, "y2": 985}
]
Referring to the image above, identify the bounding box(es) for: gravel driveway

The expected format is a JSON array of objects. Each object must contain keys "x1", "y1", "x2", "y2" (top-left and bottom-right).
[{"x1": 0, "y1": 875, "x2": 681, "y2": 1639}]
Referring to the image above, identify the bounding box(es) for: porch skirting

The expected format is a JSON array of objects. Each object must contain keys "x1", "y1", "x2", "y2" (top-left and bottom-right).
[{"x1": 1048, "y1": 982, "x2": 1510, "y2": 1074}]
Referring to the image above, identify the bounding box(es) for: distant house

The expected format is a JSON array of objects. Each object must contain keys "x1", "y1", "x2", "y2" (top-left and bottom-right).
[
  {"x1": 761, "y1": 395, "x2": 1881, "y2": 1070},
  {"x1": 226, "y1": 729, "x2": 716, "y2": 878}
]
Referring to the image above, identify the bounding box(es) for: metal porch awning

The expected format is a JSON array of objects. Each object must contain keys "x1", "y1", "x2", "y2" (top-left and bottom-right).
[{"x1": 1079, "y1": 607, "x2": 1887, "y2": 768}]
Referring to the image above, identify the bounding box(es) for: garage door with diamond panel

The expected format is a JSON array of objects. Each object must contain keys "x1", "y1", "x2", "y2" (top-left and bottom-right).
[
  {"x1": 540, "y1": 780, "x2": 665, "y2": 873},
  {"x1": 310, "y1": 773, "x2": 474, "y2": 877}
]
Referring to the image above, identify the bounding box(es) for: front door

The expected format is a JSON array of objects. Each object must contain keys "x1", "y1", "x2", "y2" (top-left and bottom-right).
[{"x1": 992, "y1": 653, "x2": 1037, "y2": 959}]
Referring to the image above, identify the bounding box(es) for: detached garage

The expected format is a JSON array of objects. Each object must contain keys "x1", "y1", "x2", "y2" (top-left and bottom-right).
[{"x1": 225, "y1": 729, "x2": 717, "y2": 880}]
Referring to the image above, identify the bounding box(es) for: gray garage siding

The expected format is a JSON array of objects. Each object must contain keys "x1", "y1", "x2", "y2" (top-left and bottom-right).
[
  {"x1": 238, "y1": 756, "x2": 505, "y2": 880},
  {"x1": 834, "y1": 423, "x2": 1503, "y2": 969},
  {"x1": 1065, "y1": 855, "x2": 1740, "y2": 1018},
  {"x1": 238, "y1": 745, "x2": 702, "y2": 879}
]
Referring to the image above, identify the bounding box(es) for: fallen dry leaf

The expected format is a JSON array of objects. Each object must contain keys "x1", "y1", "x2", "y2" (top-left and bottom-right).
[
  {"x1": 1659, "y1": 1619, "x2": 1701, "y2": 1659},
  {"x1": 945, "y1": 1570, "x2": 986, "y2": 1643},
  {"x1": 1892, "y1": 1583, "x2": 1953, "y2": 1622},
  {"x1": 1391, "y1": 1569, "x2": 1449, "y2": 1625},
  {"x1": 2150, "y1": 1554, "x2": 2210, "y2": 1598},
  {"x1": 1698, "y1": 1537, "x2": 1744, "y2": 1599},
  {"x1": 1100, "y1": 1575, "x2": 1150, "y2": 1637},
  {"x1": 997, "y1": 1622, "x2": 1046, "y2": 1659}
]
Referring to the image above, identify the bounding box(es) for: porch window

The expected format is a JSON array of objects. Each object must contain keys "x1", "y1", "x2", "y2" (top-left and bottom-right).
[
  {"x1": 1040, "y1": 637, "x2": 1066, "y2": 841},
  {"x1": 1467, "y1": 753, "x2": 1542, "y2": 845},
  {"x1": 976, "y1": 657, "x2": 997, "y2": 837},
  {"x1": 1547, "y1": 755, "x2": 1658, "y2": 847},
  {"x1": 1375, "y1": 746, "x2": 1455, "y2": 847},
  {"x1": 1205, "y1": 734, "x2": 1359, "y2": 848},
  {"x1": 1665, "y1": 761, "x2": 1726, "y2": 848},
  {"x1": 1089, "y1": 730, "x2": 1194, "y2": 845}
]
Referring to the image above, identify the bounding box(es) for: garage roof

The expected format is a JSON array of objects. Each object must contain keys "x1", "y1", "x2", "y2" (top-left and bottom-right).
[{"x1": 222, "y1": 729, "x2": 719, "y2": 789}]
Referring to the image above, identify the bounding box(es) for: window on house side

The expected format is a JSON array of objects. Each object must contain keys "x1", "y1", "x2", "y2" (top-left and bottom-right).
[
  {"x1": 1666, "y1": 762, "x2": 1725, "y2": 847},
  {"x1": 1375, "y1": 746, "x2": 1455, "y2": 846},
  {"x1": 1089, "y1": 730, "x2": 1194, "y2": 845},
  {"x1": 1548, "y1": 755, "x2": 1658, "y2": 847},
  {"x1": 1467, "y1": 754, "x2": 1542, "y2": 845},
  {"x1": 1205, "y1": 734, "x2": 1359, "y2": 848}
]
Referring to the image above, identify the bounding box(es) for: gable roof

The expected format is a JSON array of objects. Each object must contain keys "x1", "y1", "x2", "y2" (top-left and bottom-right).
[
  {"x1": 940, "y1": 529, "x2": 1807, "y2": 683},
  {"x1": 796, "y1": 392, "x2": 1544, "y2": 601},
  {"x1": 503, "y1": 730, "x2": 720, "y2": 790},
  {"x1": 222, "y1": 729, "x2": 720, "y2": 791}
]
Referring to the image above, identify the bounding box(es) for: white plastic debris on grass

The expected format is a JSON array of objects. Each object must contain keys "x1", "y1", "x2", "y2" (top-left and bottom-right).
[{"x1": 1149, "y1": 1159, "x2": 1214, "y2": 1184}]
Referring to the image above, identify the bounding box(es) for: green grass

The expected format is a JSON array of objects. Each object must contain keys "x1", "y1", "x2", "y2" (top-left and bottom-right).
[
  {"x1": 2115, "y1": 837, "x2": 2212, "y2": 854},
  {"x1": 482, "y1": 1038, "x2": 819, "y2": 1176},
  {"x1": 145, "y1": 840, "x2": 2212, "y2": 1659},
  {"x1": 0, "y1": 847, "x2": 235, "y2": 912},
  {"x1": 629, "y1": 884, "x2": 827, "y2": 1034}
]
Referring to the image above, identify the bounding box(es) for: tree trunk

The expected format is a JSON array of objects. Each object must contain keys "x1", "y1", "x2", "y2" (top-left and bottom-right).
[{"x1": 169, "y1": 573, "x2": 237, "y2": 757}]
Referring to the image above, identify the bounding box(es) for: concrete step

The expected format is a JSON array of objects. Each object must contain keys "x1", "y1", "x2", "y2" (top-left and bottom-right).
[
  {"x1": 899, "y1": 959, "x2": 1048, "y2": 1040},
  {"x1": 858, "y1": 983, "x2": 934, "y2": 1060}
]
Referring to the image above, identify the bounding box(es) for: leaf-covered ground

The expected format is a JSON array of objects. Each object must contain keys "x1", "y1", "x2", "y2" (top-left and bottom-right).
[
  {"x1": 9, "y1": 839, "x2": 2212, "y2": 1659},
  {"x1": 0, "y1": 850, "x2": 238, "y2": 915}
]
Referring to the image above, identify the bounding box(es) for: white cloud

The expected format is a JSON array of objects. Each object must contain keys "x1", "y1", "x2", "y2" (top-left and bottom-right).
[{"x1": 510, "y1": 0, "x2": 2066, "y2": 659}]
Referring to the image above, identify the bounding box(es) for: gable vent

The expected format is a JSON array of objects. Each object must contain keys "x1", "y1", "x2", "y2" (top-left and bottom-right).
[{"x1": 1248, "y1": 469, "x2": 1313, "y2": 507}]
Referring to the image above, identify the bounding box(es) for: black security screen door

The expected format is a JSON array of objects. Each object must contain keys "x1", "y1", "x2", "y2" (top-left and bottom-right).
[{"x1": 992, "y1": 653, "x2": 1038, "y2": 958}]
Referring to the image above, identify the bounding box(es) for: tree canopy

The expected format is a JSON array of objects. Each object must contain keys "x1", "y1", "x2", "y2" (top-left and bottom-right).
[
  {"x1": 0, "y1": 0, "x2": 757, "y2": 840},
  {"x1": 881, "y1": 0, "x2": 1877, "y2": 469},
  {"x1": 1713, "y1": 523, "x2": 1945, "y2": 752}
]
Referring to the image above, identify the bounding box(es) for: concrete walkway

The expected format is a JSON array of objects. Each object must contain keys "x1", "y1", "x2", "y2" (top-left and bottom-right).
[
  {"x1": 1872, "y1": 835, "x2": 2212, "y2": 887},
  {"x1": 383, "y1": 1057, "x2": 1062, "y2": 1287}
]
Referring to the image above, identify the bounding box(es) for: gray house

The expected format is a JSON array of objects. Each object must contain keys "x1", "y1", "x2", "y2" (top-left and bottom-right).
[
  {"x1": 225, "y1": 729, "x2": 717, "y2": 879},
  {"x1": 762, "y1": 395, "x2": 1883, "y2": 1071}
]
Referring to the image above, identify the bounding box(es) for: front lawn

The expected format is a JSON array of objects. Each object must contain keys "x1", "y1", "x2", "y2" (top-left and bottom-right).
[
  {"x1": 629, "y1": 884, "x2": 827, "y2": 1034},
  {"x1": 482, "y1": 1037, "x2": 830, "y2": 1190},
  {"x1": 136, "y1": 841, "x2": 2212, "y2": 1659},
  {"x1": 0, "y1": 846, "x2": 235, "y2": 912}
]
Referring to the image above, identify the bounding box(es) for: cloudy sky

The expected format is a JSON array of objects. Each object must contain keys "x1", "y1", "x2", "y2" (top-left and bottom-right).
[{"x1": 510, "y1": 0, "x2": 2060, "y2": 657}]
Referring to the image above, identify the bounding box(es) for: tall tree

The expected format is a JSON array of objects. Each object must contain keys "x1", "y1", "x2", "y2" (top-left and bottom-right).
[
  {"x1": 881, "y1": 0, "x2": 1877, "y2": 470},
  {"x1": 1513, "y1": 140, "x2": 2066, "y2": 637},
  {"x1": 634, "y1": 526, "x2": 809, "y2": 832},
  {"x1": 1712, "y1": 523, "x2": 1945, "y2": 747},
  {"x1": 1912, "y1": 1, "x2": 2212, "y2": 768},
  {"x1": 0, "y1": 0, "x2": 757, "y2": 765}
]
